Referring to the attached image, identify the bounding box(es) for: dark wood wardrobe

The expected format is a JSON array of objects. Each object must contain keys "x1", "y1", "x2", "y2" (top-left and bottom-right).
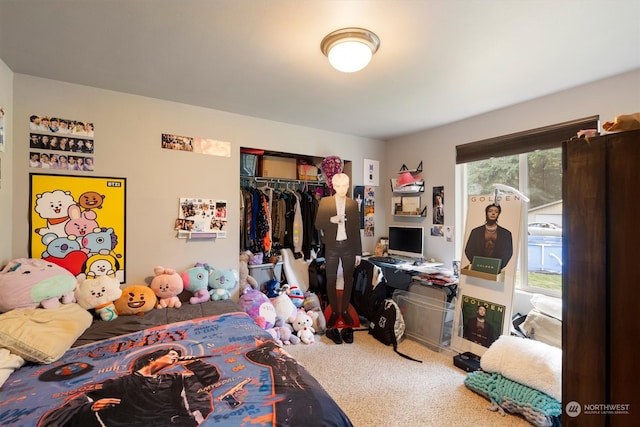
[{"x1": 563, "y1": 129, "x2": 639, "y2": 426}]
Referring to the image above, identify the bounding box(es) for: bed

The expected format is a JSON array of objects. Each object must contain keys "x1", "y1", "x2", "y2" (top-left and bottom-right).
[{"x1": 0, "y1": 299, "x2": 352, "y2": 427}]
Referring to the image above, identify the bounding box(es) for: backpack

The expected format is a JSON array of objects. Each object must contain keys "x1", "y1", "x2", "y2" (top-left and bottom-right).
[
  {"x1": 351, "y1": 260, "x2": 388, "y2": 322},
  {"x1": 369, "y1": 299, "x2": 421, "y2": 363}
]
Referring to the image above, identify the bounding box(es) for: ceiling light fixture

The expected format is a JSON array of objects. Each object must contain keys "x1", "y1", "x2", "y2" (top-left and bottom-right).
[{"x1": 320, "y1": 27, "x2": 380, "y2": 73}]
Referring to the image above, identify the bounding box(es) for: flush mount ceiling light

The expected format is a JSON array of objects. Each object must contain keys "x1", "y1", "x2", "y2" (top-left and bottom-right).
[{"x1": 320, "y1": 27, "x2": 380, "y2": 73}]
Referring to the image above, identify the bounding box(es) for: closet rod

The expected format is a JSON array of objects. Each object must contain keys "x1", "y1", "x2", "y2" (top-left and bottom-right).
[{"x1": 241, "y1": 176, "x2": 326, "y2": 186}]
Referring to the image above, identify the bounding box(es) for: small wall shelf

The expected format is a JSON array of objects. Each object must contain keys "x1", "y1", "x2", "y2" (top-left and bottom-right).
[
  {"x1": 392, "y1": 161, "x2": 426, "y2": 218},
  {"x1": 393, "y1": 207, "x2": 428, "y2": 217},
  {"x1": 177, "y1": 230, "x2": 219, "y2": 240}
]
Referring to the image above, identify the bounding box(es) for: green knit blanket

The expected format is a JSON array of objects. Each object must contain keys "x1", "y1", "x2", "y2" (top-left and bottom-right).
[{"x1": 464, "y1": 371, "x2": 561, "y2": 427}]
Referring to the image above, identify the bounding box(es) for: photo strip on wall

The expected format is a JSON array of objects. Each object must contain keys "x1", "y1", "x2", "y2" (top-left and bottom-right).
[{"x1": 28, "y1": 115, "x2": 95, "y2": 171}]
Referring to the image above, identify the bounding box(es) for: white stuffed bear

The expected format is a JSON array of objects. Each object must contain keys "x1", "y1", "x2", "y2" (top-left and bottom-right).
[
  {"x1": 292, "y1": 311, "x2": 315, "y2": 344},
  {"x1": 75, "y1": 275, "x2": 123, "y2": 321}
]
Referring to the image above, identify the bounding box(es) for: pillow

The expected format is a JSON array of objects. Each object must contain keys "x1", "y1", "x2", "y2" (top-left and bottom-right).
[
  {"x1": 0, "y1": 348, "x2": 25, "y2": 387},
  {"x1": 480, "y1": 334, "x2": 561, "y2": 401},
  {"x1": 0, "y1": 303, "x2": 93, "y2": 364},
  {"x1": 530, "y1": 293, "x2": 562, "y2": 320}
]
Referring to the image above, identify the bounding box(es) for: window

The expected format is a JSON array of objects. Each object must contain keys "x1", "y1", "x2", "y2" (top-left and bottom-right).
[{"x1": 456, "y1": 116, "x2": 598, "y2": 296}]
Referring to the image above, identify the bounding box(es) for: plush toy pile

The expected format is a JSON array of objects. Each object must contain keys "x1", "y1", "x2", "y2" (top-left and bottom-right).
[
  {"x1": 0, "y1": 253, "x2": 325, "y2": 348},
  {"x1": 235, "y1": 252, "x2": 326, "y2": 345}
]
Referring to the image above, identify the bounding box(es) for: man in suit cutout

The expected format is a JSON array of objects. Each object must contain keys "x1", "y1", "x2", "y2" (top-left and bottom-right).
[{"x1": 315, "y1": 173, "x2": 362, "y2": 344}]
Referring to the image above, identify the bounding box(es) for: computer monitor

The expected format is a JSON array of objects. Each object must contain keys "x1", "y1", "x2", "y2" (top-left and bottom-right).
[{"x1": 387, "y1": 225, "x2": 425, "y2": 259}]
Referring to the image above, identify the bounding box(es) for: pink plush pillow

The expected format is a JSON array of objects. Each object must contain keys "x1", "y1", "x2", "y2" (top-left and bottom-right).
[{"x1": 0, "y1": 258, "x2": 77, "y2": 312}]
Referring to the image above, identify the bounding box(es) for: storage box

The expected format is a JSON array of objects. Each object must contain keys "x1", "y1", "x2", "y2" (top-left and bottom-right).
[
  {"x1": 393, "y1": 288, "x2": 455, "y2": 354},
  {"x1": 453, "y1": 351, "x2": 481, "y2": 372},
  {"x1": 261, "y1": 156, "x2": 297, "y2": 179},
  {"x1": 460, "y1": 266, "x2": 505, "y2": 282},
  {"x1": 297, "y1": 163, "x2": 319, "y2": 181},
  {"x1": 240, "y1": 153, "x2": 258, "y2": 176}
]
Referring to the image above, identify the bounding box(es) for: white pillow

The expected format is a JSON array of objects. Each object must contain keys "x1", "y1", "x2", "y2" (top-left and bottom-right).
[
  {"x1": 0, "y1": 303, "x2": 92, "y2": 364},
  {"x1": 530, "y1": 293, "x2": 562, "y2": 320},
  {"x1": 480, "y1": 335, "x2": 561, "y2": 401}
]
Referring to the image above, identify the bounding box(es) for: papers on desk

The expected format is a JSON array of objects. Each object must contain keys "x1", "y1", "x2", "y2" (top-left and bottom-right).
[{"x1": 395, "y1": 262, "x2": 444, "y2": 273}]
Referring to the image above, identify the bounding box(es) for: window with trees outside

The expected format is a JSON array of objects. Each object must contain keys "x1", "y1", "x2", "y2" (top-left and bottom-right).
[{"x1": 456, "y1": 116, "x2": 598, "y2": 297}]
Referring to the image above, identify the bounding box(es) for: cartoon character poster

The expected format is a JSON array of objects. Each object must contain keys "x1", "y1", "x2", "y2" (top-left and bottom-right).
[{"x1": 29, "y1": 173, "x2": 126, "y2": 283}]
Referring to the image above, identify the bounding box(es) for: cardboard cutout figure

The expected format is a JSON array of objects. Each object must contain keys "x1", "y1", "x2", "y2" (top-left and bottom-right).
[{"x1": 315, "y1": 174, "x2": 362, "y2": 343}]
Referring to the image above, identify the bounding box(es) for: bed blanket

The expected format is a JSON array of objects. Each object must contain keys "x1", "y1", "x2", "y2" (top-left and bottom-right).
[
  {"x1": 0, "y1": 311, "x2": 352, "y2": 427},
  {"x1": 465, "y1": 370, "x2": 561, "y2": 427}
]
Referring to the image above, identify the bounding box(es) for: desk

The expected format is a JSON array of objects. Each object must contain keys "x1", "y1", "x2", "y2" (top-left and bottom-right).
[
  {"x1": 366, "y1": 258, "x2": 451, "y2": 298},
  {"x1": 366, "y1": 258, "x2": 457, "y2": 352}
]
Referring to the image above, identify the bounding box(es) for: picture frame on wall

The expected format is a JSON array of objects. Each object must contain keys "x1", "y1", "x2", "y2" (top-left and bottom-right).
[{"x1": 29, "y1": 173, "x2": 127, "y2": 283}]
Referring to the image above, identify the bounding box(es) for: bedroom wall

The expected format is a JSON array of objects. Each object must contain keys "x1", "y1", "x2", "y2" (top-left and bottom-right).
[
  {"x1": 0, "y1": 58, "x2": 13, "y2": 266},
  {"x1": 384, "y1": 68, "x2": 640, "y2": 313},
  {"x1": 10, "y1": 74, "x2": 385, "y2": 285}
]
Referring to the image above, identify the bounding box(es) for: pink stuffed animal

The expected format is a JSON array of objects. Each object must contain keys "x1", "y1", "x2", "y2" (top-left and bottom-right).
[
  {"x1": 150, "y1": 266, "x2": 183, "y2": 309},
  {"x1": 0, "y1": 258, "x2": 77, "y2": 312}
]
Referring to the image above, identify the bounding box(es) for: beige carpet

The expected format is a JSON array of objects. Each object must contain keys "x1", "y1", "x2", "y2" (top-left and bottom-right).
[{"x1": 284, "y1": 330, "x2": 532, "y2": 427}]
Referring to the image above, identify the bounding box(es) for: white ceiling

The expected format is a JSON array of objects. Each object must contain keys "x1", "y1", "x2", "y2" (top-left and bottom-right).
[{"x1": 1, "y1": 0, "x2": 639, "y2": 140}]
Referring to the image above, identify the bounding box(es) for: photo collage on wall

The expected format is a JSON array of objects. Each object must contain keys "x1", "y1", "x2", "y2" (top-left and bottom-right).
[
  {"x1": 162, "y1": 133, "x2": 231, "y2": 157},
  {"x1": 176, "y1": 198, "x2": 228, "y2": 238},
  {"x1": 28, "y1": 114, "x2": 95, "y2": 171},
  {"x1": 355, "y1": 185, "x2": 375, "y2": 237}
]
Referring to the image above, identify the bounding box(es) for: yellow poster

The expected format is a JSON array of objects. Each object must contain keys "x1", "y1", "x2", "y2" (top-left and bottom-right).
[{"x1": 29, "y1": 173, "x2": 126, "y2": 283}]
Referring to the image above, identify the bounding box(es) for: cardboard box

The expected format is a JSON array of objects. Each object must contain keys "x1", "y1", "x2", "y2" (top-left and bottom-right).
[
  {"x1": 460, "y1": 266, "x2": 505, "y2": 282},
  {"x1": 261, "y1": 156, "x2": 297, "y2": 179}
]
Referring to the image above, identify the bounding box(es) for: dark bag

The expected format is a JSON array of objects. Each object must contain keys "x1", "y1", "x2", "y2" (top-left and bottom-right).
[
  {"x1": 351, "y1": 260, "x2": 388, "y2": 322},
  {"x1": 369, "y1": 299, "x2": 421, "y2": 363},
  {"x1": 308, "y1": 257, "x2": 327, "y2": 296}
]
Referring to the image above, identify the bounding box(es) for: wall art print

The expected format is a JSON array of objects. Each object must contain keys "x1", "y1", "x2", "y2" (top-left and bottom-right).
[
  {"x1": 460, "y1": 294, "x2": 505, "y2": 348},
  {"x1": 28, "y1": 114, "x2": 95, "y2": 171},
  {"x1": 162, "y1": 133, "x2": 231, "y2": 157},
  {"x1": 29, "y1": 173, "x2": 126, "y2": 283}
]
